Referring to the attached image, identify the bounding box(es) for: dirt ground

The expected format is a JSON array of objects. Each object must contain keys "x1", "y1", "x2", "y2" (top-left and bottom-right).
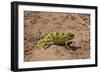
[{"x1": 24, "y1": 11, "x2": 90, "y2": 62}]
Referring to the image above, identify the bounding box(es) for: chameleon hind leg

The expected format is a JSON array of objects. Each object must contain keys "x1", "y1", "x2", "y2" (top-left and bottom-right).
[{"x1": 65, "y1": 41, "x2": 74, "y2": 54}]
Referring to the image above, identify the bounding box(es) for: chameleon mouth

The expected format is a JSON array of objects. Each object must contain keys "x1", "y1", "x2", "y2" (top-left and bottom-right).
[
  {"x1": 70, "y1": 34, "x2": 74, "y2": 38},
  {"x1": 68, "y1": 34, "x2": 75, "y2": 40},
  {"x1": 70, "y1": 34, "x2": 74, "y2": 36}
]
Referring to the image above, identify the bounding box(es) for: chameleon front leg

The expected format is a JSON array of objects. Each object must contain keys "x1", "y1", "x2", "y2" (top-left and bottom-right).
[{"x1": 65, "y1": 41, "x2": 74, "y2": 54}]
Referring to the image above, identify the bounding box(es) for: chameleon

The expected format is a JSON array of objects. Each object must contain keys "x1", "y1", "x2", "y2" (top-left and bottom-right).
[{"x1": 36, "y1": 32, "x2": 75, "y2": 53}]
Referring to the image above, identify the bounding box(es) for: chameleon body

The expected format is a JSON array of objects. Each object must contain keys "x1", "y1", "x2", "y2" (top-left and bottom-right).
[{"x1": 36, "y1": 32, "x2": 75, "y2": 53}]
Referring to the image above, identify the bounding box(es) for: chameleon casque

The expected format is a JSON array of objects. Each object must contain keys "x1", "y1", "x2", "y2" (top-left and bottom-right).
[{"x1": 36, "y1": 32, "x2": 75, "y2": 53}]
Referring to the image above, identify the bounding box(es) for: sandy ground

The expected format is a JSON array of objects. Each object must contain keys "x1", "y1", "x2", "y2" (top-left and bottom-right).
[{"x1": 24, "y1": 11, "x2": 90, "y2": 62}]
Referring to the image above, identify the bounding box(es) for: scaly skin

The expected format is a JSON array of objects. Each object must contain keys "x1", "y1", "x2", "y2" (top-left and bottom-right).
[{"x1": 36, "y1": 32, "x2": 75, "y2": 53}]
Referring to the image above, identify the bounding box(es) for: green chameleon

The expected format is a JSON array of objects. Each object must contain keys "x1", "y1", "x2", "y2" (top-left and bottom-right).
[{"x1": 36, "y1": 32, "x2": 75, "y2": 53}]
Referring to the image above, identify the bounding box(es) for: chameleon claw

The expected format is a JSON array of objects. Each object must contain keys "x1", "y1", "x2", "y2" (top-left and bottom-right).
[{"x1": 69, "y1": 50, "x2": 74, "y2": 54}]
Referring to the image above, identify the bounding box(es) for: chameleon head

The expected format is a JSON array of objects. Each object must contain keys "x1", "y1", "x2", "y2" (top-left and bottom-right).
[{"x1": 67, "y1": 32, "x2": 75, "y2": 40}]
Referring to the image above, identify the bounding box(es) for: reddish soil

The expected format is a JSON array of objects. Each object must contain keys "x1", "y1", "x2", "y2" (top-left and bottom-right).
[{"x1": 24, "y1": 11, "x2": 90, "y2": 62}]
